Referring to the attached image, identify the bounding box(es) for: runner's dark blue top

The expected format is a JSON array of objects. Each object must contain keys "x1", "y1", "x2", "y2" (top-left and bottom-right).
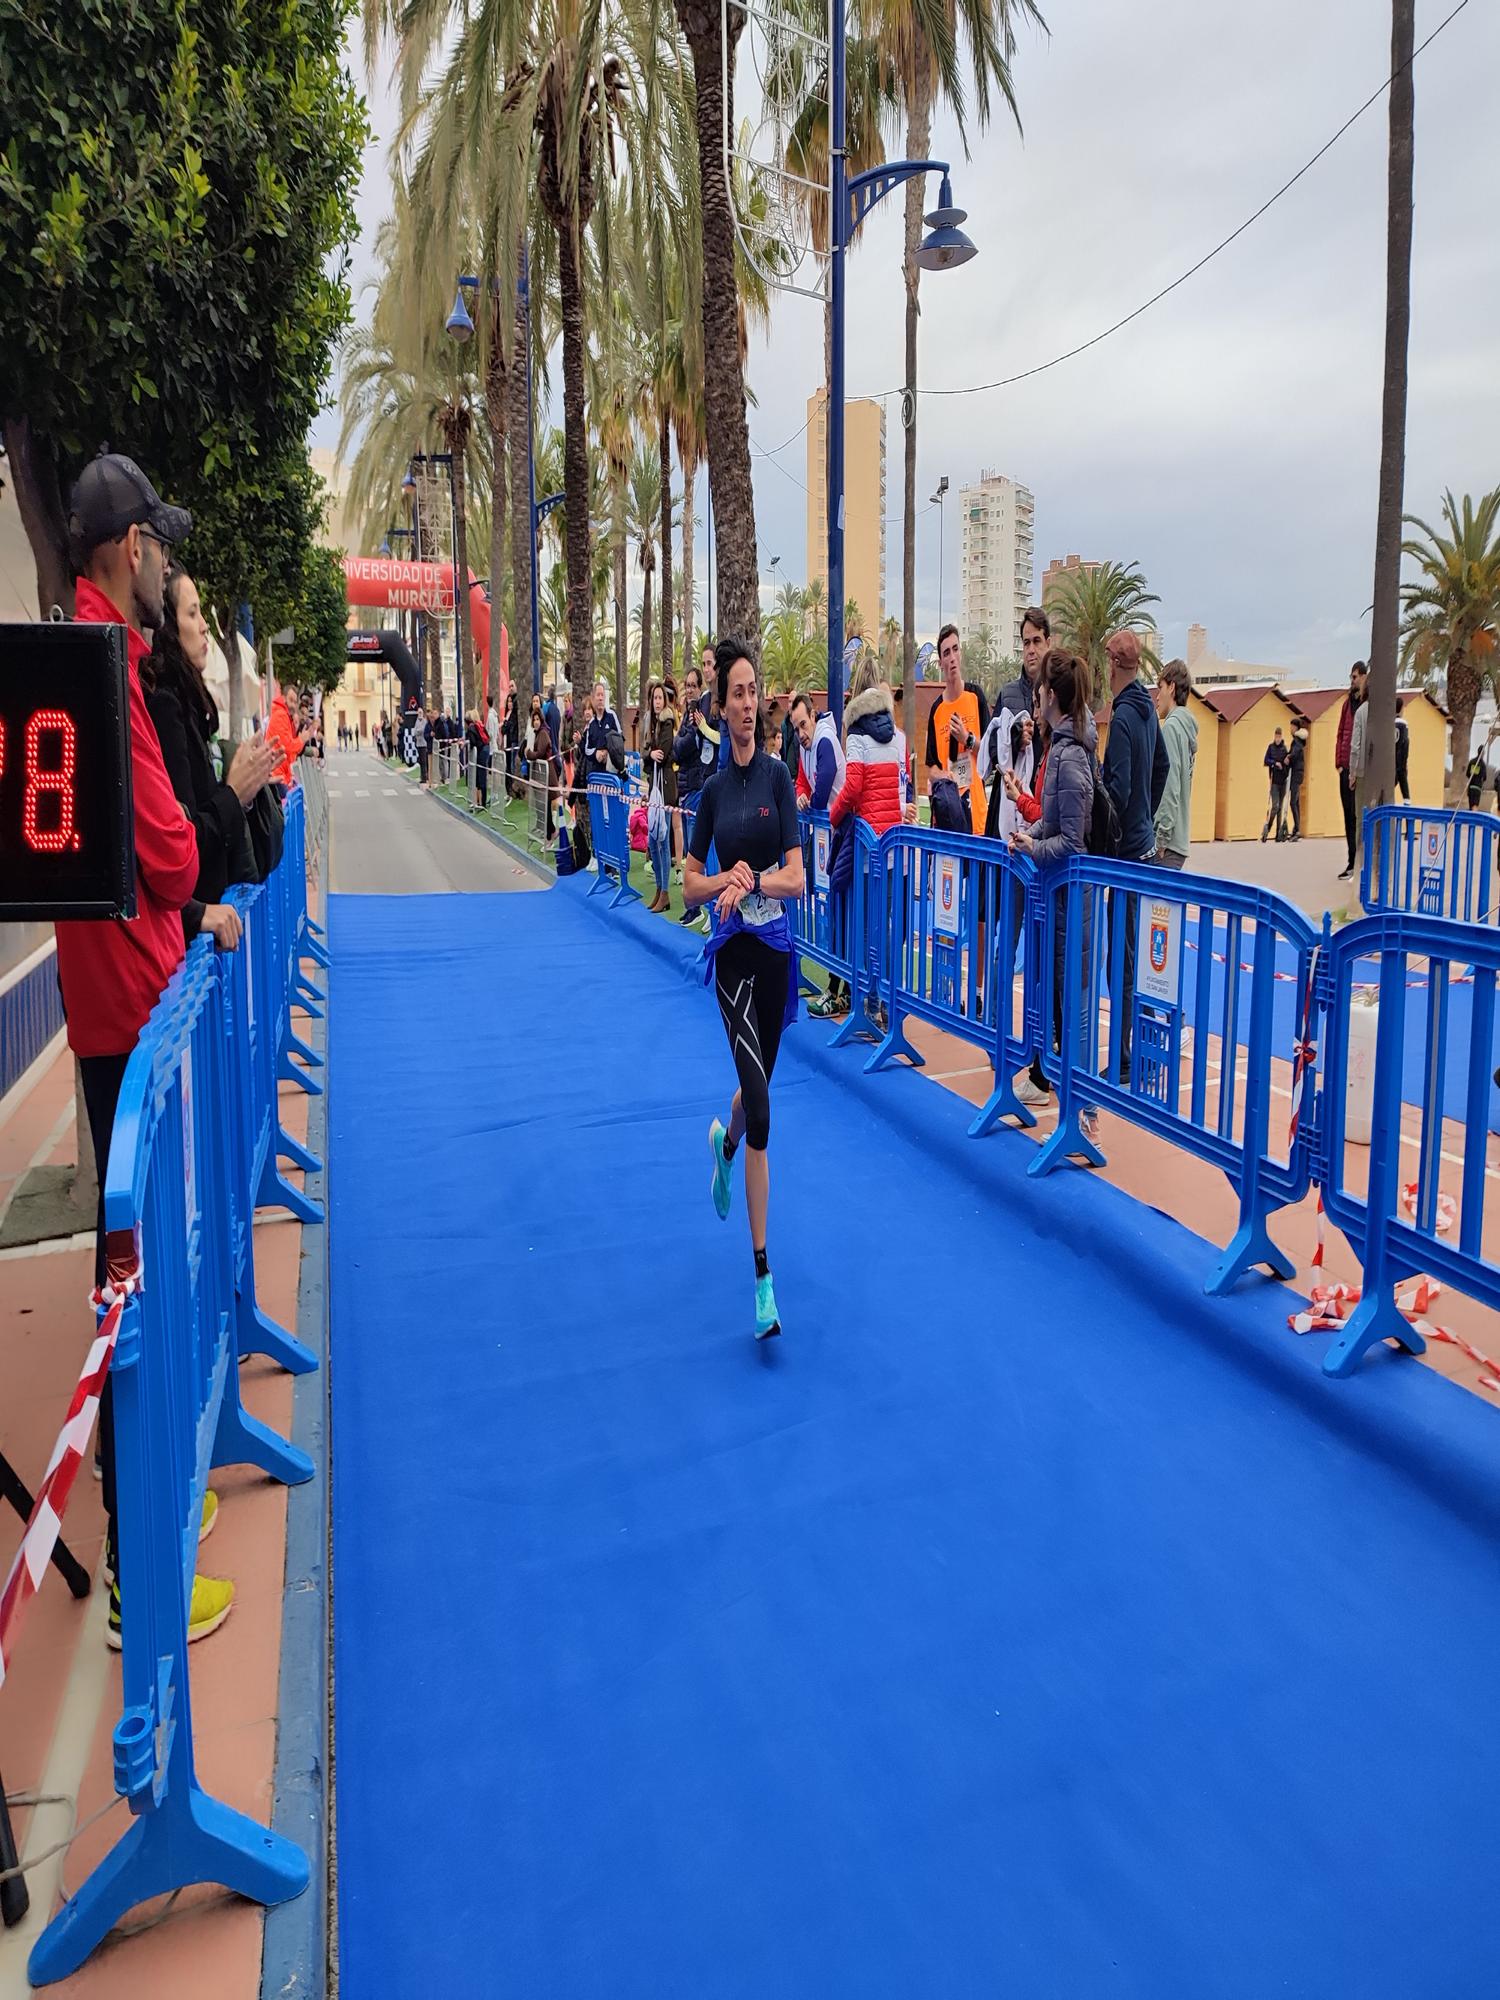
[{"x1": 688, "y1": 748, "x2": 799, "y2": 876}]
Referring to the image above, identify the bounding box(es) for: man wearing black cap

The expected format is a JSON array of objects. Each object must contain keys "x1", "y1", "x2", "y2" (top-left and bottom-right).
[{"x1": 62, "y1": 452, "x2": 236, "y2": 1646}]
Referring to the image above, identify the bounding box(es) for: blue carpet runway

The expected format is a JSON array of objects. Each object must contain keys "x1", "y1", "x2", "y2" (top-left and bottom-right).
[{"x1": 329, "y1": 884, "x2": 1500, "y2": 1999}]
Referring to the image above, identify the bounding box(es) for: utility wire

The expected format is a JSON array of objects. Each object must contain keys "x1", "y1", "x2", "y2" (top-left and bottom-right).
[
  {"x1": 882, "y1": 0, "x2": 1470, "y2": 402},
  {"x1": 747, "y1": 0, "x2": 1468, "y2": 439}
]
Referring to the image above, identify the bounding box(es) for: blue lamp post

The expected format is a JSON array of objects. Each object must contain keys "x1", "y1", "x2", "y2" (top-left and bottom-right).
[{"x1": 825, "y1": 7, "x2": 976, "y2": 732}]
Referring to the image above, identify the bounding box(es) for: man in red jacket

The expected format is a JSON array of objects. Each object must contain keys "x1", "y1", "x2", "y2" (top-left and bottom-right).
[{"x1": 61, "y1": 452, "x2": 236, "y2": 1646}]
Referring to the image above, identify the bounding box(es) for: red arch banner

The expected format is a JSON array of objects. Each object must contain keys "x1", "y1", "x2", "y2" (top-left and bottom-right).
[{"x1": 342, "y1": 556, "x2": 507, "y2": 706}]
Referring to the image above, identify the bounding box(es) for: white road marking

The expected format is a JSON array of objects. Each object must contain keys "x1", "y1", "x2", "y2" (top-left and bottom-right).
[
  {"x1": 382, "y1": 787, "x2": 398, "y2": 796},
  {"x1": 355, "y1": 788, "x2": 370, "y2": 797},
  {"x1": 328, "y1": 789, "x2": 342, "y2": 799}
]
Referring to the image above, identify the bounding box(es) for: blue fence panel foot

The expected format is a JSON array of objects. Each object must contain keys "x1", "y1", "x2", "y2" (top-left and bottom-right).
[
  {"x1": 278, "y1": 1050, "x2": 325, "y2": 1097},
  {"x1": 28, "y1": 1781, "x2": 310, "y2": 1988},
  {"x1": 1029, "y1": 1111, "x2": 1105, "y2": 1177},
  {"x1": 277, "y1": 1125, "x2": 323, "y2": 1177},
  {"x1": 238, "y1": 1294, "x2": 318, "y2": 1376},
  {"x1": 284, "y1": 1030, "x2": 325, "y2": 1070},
  {"x1": 258, "y1": 1153, "x2": 325, "y2": 1227},
  {"x1": 969, "y1": 1072, "x2": 1037, "y2": 1139},
  {"x1": 1321, "y1": 1290, "x2": 1428, "y2": 1378},
  {"x1": 1204, "y1": 1213, "x2": 1295, "y2": 1296},
  {"x1": 610, "y1": 878, "x2": 642, "y2": 910},
  {"x1": 292, "y1": 992, "x2": 326, "y2": 1021},
  {"x1": 213, "y1": 1376, "x2": 314, "y2": 1485},
  {"x1": 829, "y1": 1007, "x2": 880, "y2": 1052},
  {"x1": 863, "y1": 1012, "x2": 925, "y2": 1073},
  {"x1": 296, "y1": 973, "x2": 327, "y2": 1003}
]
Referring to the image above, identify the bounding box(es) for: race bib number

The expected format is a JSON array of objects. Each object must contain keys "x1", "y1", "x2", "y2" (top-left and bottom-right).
[
  {"x1": 951, "y1": 750, "x2": 973, "y2": 792},
  {"x1": 740, "y1": 891, "x2": 784, "y2": 928}
]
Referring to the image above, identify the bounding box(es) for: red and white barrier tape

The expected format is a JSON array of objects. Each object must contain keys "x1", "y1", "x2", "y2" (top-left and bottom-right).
[
  {"x1": 1400, "y1": 1181, "x2": 1456, "y2": 1233},
  {"x1": 1288, "y1": 1275, "x2": 1500, "y2": 1393},
  {"x1": 0, "y1": 1272, "x2": 137, "y2": 1690}
]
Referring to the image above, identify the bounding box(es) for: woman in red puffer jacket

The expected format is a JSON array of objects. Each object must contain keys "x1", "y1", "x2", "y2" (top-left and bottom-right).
[{"x1": 810, "y1": 674, "x2": 909, "y2": 1018}]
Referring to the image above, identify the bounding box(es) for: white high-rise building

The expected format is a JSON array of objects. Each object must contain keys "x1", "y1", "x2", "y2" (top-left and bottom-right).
[{"x1": 959, "y1": 471, "x2": 1034, "y2": 663}]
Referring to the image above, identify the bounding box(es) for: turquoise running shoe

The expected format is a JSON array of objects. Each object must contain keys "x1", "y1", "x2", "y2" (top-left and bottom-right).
[
  {"x1": 754, "y1": 1272, "x2": 781, "y2": 1341},
  {"x1": 709, "y1": 1118, "x2": 734, "y2": 1220}
]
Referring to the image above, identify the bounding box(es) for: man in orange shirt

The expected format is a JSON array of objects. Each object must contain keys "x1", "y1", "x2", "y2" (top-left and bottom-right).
[
  {"x1": 924, "y1": 623, "x2": 990, "y2": 834},
  {"x1": 265, "y1": 674, "x2": 310, "y2": 787}
]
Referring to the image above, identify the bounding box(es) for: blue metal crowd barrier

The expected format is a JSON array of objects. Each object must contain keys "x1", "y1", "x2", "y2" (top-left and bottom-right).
[
  {"x1": 0, "y1": 939, "x2": 66, "y2": 1104},
  {"x1": 1028, "y1": 860, "x2": 1320, "y2": 1294},
  {"x1": 789, "y1": 811, "x2": 859, "y2": 1003},
  {"x1": 28, "y1": 824, "x2": 320, "y2": 1984},
  {"x1": 1316, "y1": 912, "x2": 1500, "y2": 1376},
  {"x1": 587, "y1": 774, "x2": 641, "y2": 908},
  {"x1": 1361, "y1": 804, "x2": 1500, "y2": 924},
  {"x1": 863, "y1": 825, "x2": 1039, "y2": 1136},
  {"x1": 589, "y1": 784, "x2": 1500, "y2": 1374}
]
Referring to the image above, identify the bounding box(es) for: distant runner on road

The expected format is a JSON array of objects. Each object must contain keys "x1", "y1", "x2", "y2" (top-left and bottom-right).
[{"x1": 683, "y1": 638, "x2": 805, "y2": 1341}]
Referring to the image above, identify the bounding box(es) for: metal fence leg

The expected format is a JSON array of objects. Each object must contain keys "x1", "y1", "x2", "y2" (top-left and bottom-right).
[{"x1": 1, "y1": 1764, "x2": 30, "y2": 1928}]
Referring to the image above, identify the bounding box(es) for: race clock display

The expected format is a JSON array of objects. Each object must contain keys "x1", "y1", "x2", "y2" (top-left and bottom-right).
[{"x1": 0, "y1": 622, "x2": 136, "y2": 920}]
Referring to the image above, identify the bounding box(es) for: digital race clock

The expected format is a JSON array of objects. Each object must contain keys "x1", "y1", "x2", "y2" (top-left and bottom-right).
[{"x1": 0, "y1": 622, "x2": 136, "y2": 921}]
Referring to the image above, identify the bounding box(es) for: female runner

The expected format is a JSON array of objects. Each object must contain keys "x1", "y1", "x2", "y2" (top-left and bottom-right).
[{"x1": 683, "y1": 638, "x2": 805, "y2": 1338}]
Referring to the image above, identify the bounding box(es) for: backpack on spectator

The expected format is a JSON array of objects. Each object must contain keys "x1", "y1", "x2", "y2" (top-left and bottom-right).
[{"x1": 1086, "y1": 756, "x2": 1122, "y2": 859}]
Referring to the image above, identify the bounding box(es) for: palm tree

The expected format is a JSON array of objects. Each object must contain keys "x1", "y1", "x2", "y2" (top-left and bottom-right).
[
  {"x1": 760, "y1": 607, "x2": 824, "y2": 690},
  {"x1": 845, "y1": 596, "x2": 863, "y2": 637},
  {"x1": 864, "y1": 0, "x2": 1044, "y2": 796},
  {"x1": 802, "y1": 574, "x2": 826, "y2": 638},
  {"x1": 628, "y1": 440, "x2": 663, "y2": 703},
  {"x1": 779, "y1": 25, "x2": 898, "y2": 384},
  {"x1": 1047, "y1": 559, "x2": 1160, "y2": 704},
  {"x1": 338, "y1": 205, "x2": 487, "y2": 710},
  {"x1": 776, "y1": 579, "x2": 809, "y2": 623},
  {"x1": 1366, "y1": 0, "x2": 1415, "y2": 808},
  {"x1": 1400, "y1": 489, "x2": 1500, "y2": 796},
  {"x1": 671, "y1": 0, "x2": 762, "y2": 644}
]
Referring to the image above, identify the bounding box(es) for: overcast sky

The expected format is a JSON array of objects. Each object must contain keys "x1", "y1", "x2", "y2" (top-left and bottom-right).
[{"x1": 321, "y1": 0, "x2": 1499, "y2": 685}]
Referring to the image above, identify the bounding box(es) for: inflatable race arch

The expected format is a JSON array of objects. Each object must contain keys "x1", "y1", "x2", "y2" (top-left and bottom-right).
[{"x1": 342, "y1": 555, "x2": 508, "y2": 709}]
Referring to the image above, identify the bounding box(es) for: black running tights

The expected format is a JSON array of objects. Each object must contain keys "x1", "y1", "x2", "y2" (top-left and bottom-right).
[{"x1": 714, "y1": 932, "x2": 789, "y2": 1151}]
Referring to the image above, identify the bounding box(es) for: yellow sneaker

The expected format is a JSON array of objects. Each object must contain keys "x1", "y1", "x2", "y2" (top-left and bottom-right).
[
  {"x1": 106, "y1": 1573, "x2": 234, "y2": 1651},
  {"x1": 198, "y1": 1489, "x2": 218, "y2": 1544},
  {"x1": 187, "y1": 1574, "x2": 234, "y2": 1643}
]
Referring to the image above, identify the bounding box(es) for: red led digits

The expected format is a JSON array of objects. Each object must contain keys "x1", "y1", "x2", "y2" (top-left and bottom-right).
[{"x1": 23, "y1": 708, "x2": 80, "y2": 853}]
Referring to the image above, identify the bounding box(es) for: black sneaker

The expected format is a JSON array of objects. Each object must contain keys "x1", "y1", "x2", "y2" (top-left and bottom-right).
[{"x1": 1337, "y1": 866, "x2": 1354, "y2": 881}]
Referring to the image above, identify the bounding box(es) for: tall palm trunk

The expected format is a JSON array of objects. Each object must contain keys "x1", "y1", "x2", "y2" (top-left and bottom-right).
[
  {"x1": 612, "y1": 508, "x2": 628, "y2": 707},
  {"x1": 3, "y1": 415, "x2": 72, "y2": 617},
  {"x1": 900, "y1": 51, "x2": 932, "y2": 789},
  {"x1": 557, "y1": 215, "x2": 596, "y2": 715},
  {"x1": 1366, "y1": 0, "x2": 1414, "y2": 810},
  {"x1": 1447, "y1": 649, "x2": 1479, "y2": 802},
  {"x1": 442, "y1": 410, "x2": 474, "y2": 717},
  {"x1": 680, "y1": 451, "x2": 696, "y2": 656},
  {"x1": 508, "y1": 254, "x2": 536, "y2": 713},
  {"x1": 675, "y1": 0, "x2": 760, "y2": 646},
  {"x1": 659, "y1": 406, "x2": 674, "y2": 678},
  {"x1": 485, "y1": 299, "x2": 508, "y2": 712},
  {"x1": 640, "y1": 554, "x2": 655, "y2": 697}
]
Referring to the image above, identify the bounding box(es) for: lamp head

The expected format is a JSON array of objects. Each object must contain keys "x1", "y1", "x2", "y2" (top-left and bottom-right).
[
  {"x1": 916, "y1": 222, "x2": 977, "y2": 273},
  {"x1": 379, "y1": 536, "x2": 392, "y2": 557},
  {"x1": 446, "y1": 288, "x2": 476, "y2": 342},
  {"x1": 402, "y1": 469, "x2": 417, "y2": 494}
]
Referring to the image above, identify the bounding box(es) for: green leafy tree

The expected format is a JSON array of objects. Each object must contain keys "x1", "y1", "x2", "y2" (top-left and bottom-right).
[
  {"x1": 1400, "y1": 488, "x2": 1500, "y2": 795},
  {"x1": 1, "y1": 0, "x2": 366, "y2": 613},
  {"x1": 1046, "y1": 559, "x2": 1160, "y2": 704},
  {"x1": 760, "y1": 606, "x2": 823, "y2": 690},
  {"x1": 281, "y1": 543, "x2": 353, "y2": 697}
]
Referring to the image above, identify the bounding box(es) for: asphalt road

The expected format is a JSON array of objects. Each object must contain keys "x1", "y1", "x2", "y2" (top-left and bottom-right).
[{"x1": 326, "y1": 752, "x2": 543, "y2": 896}]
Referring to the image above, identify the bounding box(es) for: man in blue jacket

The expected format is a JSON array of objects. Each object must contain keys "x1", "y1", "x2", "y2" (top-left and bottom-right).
[{"x1": 1102, "y1": 630, "x2": 1169, "y2": 1085}]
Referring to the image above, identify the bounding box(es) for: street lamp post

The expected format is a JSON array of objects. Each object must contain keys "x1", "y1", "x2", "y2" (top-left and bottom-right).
[
  {"x1": 386, "y1": 524, "x2": 416, "y2": 735},
  {"x1": 411, "y1": 449, "x2": 461, "y2": 720},
  {"x1": 532, "y1": 488, "x2": 565, "y2": 688},
  {"x1": 931, "y1": 475, "x2": 949, "y2": 630},
  {"x1": 825, "y1": 0, "x2": 975, "y2": 732}
]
